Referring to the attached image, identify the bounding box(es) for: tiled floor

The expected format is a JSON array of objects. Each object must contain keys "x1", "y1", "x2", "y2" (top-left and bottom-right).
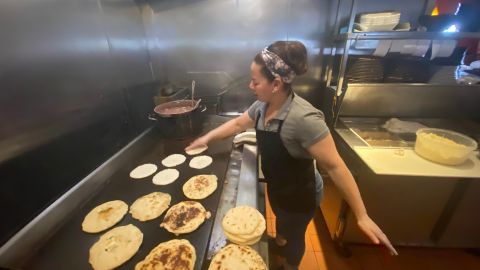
[{"x1": 265, "y1": 193, "x2": 480, "y2": 270}]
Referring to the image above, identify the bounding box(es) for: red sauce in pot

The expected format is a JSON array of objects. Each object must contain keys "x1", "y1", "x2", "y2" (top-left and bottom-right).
[{"x1": 159, "y1": 105, "x2": 195, "y2": 115}]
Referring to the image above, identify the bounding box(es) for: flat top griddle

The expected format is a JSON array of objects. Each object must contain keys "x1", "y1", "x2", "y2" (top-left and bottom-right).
[{"x1": 24, "y1": 124, "x2": 233, "y2": 270}]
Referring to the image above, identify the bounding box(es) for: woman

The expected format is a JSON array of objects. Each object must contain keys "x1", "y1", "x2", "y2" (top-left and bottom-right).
[{"x1": 186, "y1": 41, "x2": 397, "y2": 270}]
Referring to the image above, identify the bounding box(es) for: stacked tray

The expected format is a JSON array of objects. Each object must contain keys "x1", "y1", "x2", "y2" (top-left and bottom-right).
[{"x1": 346, "y1": 57, "x2": 384, "y2": 83}]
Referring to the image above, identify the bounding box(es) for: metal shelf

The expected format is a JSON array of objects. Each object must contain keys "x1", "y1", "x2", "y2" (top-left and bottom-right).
[
  {"x1": 343, "y1": 82, "x2": 480, "y2": 88},
  {"x1": 327, "y1": 83, "x2": 480, "y2": 98},
  {"x1": 325, "y1": 0, "x2": 480, "y2": 127},
  {"x1": 335, "y1": 31, "x2": 480, "y2": 41},
  {"x1": 338, "y1": 83, "x2": 480, "y2": 119}
]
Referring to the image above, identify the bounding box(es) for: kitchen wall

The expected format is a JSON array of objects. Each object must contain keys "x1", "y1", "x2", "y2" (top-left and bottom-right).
[
  {"x1": 141, "y1": 0, "x2": 333, "y2": 111},
  {"x1": 0, "y1": 0, "x2": 152, "y2": 245},
  {"x1": 0, "y1": 0, "x2": 335, "y2": 246}
]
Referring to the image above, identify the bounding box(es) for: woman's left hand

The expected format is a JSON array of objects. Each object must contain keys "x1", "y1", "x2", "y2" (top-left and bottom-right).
[
  {"x1": 185, "y1": 136, "x2": 209, "y2": 152},
  {"x1": 357, "y1": 215, "x2": 398, "y2": 256}
]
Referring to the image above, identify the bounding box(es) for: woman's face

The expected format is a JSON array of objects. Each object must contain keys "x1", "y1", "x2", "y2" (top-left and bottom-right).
[{"x1": 249, "y1": 62, "x2": 275, "y2": 102}]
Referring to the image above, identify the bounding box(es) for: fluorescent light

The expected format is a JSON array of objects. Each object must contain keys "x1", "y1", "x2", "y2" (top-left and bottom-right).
[{"x1": 443, "y1": 24, "x2": 458, "y2": 33}]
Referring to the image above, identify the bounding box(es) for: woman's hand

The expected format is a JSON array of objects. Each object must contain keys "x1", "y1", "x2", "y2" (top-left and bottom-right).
[
  {"x1": 185, "y1": 112, "x2": 254, "y2": 152},
  {"x1": 307, "y1": 137, "x2": 398, "y2": 256},
  {"x1": 185, "y1": 136, "x2": 209, "y2": 151},
  {"x1": 357, "y1": 214, "x2": 398, "y2": 256}
]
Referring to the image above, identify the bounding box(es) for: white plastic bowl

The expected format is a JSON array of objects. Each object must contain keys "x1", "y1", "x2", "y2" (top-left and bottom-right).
[{"x1": 414, "y1": 128, "x2": 477, "y2": 165}]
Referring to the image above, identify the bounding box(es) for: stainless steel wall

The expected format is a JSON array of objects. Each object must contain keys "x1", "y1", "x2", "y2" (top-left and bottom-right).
[
  {"x1": 1, "y1": 0, "x2": 445, "y2": 253},
  {"x1": 0, "y1": 0, "x2": 152, "y2": 164},
  {"x1": 0, "y1": 0, "x2": 334, "y2": 247},
  {"x1": 0, "y1": 0, "x2": 440, "y2": 173},
  {"x1": 0, "y1": 0, "x2": 152, "y2": 246},
  {"x1": 141, "y1": 0, "x2": 333, "y2": 110},
  {"x1": 0, "y1": 0, "x2": 335, "y2": 164}
]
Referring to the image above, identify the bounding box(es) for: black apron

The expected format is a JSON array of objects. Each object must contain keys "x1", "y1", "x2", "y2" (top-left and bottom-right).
[{"x1": 256, "y1": 105, "x2": 316, "y2": 213}]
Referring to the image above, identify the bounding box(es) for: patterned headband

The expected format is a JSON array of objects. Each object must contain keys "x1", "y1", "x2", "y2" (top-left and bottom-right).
[{"x1": 260, "y1": 47, "x2": 296, "y2": 84}]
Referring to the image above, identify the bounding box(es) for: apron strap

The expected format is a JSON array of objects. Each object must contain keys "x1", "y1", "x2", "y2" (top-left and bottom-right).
[
  {"x1": 255, "y1": 93, "x2": 295, "y2": 133},
  {"x1": 277, "y1": 119, "x2": 285, "y2": 133},
  {"x1": 255, "y1": 111, "x2": 261, "y2": 129}
]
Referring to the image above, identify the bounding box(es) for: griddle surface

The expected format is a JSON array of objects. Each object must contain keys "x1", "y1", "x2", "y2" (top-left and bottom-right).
[{"x1": 24, "y1": 125, "x2": 233, "y2": 270}]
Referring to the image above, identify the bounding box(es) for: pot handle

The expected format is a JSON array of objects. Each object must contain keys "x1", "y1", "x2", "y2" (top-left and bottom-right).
[{"x1": 148, "y1": 113, "x2": 158, "y2": 121}]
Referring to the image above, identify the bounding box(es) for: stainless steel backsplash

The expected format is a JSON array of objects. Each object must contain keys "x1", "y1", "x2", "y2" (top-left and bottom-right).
[
  {"x1": 0, "y1": 0, "x2": 331, "y2": 246},
  {"x1": 0, "y1": 0, "x2": 332, "y2": 163},
  {"x1": 0, "y1": 0, "x2": 152, "y2": 163}
]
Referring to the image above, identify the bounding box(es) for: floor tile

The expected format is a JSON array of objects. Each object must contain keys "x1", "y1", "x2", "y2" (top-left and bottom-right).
[
  {"x1": 266, "y1": 218, "x2": 272, "y2": 234},
  {"x1": 309, "y1": 233, "x2": 325, "y2": 252},
  {"x1": 420, "y1": 248, "x2": 480, "y2": 270},
  {"x1": 305, "y1": 234, "x2": 314, "y2": 252},
  {"x1": 377, "y1": 247, "x2": 432, "y2": 270},
  {"x1": 307, "y1": 220, "x2": 319, "y2": 235},
  {"x1": 461, "y1": 250, "x2": 480, "y2": 270},
  {"x1": 270, "y1": 219, "x2": 276, "y2": 234},
  {"x1": 265, "y1": 193, "x2": 276, "y2": 219},
  {"x1": 267, "y1": 219, "x2": 276, "y2": 238},
  {"x1": 313, "y1": 251, "x2": 328, "y2": 270},
  {"x1": 350, "y1": 245, "x2": 386, "y2": 270},
  {"x1": 299, "y1": 251, "x2": 320, "y2": 270},
  {"x1": 308, "y1": 228, "x2": 335, "y2": 253},
  {"x1": 315, "y1": 251, "x2": 362, "y2": 270},
  {"x1": 265, "y1": 185, "x2": 480, "y2": 270}
]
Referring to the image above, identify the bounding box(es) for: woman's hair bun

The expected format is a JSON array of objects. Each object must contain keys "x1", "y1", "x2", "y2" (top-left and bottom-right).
[{"x1": 269, "y1": 41, "x2": 308, "y2": 75}]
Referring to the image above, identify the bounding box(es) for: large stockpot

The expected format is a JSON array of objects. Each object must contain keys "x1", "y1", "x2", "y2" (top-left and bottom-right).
[{"x1": 149, "y1": 99, "x2": 206, "y2": 139}]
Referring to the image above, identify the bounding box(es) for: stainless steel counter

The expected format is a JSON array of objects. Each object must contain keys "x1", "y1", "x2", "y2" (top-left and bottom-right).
[
  {"x1": 0, "y1": 116, "x2": 268, "y2": 269},
  {"x1": 0, "y1": 128, "x2": 155, "y2": 268},
  {"x1": 322, "y1": 116, "x2": 480, "y2": 248},
  {"x1": 334, "y1": 117, "x2": 480, "y2": 178},
  {"x1": 206, "y1": 144, "x2": 268, "y2": 263},
  {"x1": 337, "y1": 117, "x2": 480, "y2": 148}
]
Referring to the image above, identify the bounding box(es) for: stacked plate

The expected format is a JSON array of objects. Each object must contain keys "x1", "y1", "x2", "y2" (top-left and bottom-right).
[
  {"x1": 346, "y1": 57, "x2": 384, "y2": 83},
  {"x1": 354, "y1": 11, "x2": 401, "y2": 32}
]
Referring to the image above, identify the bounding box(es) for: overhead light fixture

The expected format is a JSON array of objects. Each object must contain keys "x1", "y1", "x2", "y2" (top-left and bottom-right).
[{"x1": 443, "y1": 24, "x2": 458, "y2": 33}]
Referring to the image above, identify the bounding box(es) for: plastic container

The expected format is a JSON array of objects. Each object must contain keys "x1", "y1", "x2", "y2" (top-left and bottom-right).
[
  {"x1": 357, "y1": 11, "x2": 400, "y2": 25},
  {"x1": 414, "y1": 128, "x2": 478, "y2": 165}
]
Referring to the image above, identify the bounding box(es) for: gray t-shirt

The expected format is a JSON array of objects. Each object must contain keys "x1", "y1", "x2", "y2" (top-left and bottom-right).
[{"x1": 247, "y1": 93, "x2": 330, "y2": 159}]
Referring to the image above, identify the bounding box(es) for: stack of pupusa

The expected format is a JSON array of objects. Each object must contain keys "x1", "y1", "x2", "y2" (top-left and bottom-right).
[{"x1": 222, "y1": 206, "x2": 266, "y2": 245}]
